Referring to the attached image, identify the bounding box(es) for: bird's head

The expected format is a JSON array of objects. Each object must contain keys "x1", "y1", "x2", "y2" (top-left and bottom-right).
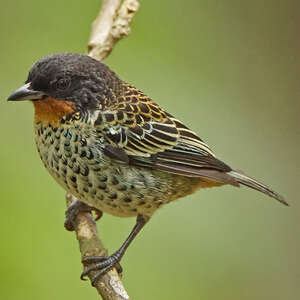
[{"x1": 8, "y1": 53, "x2": 120, "y2": 125}]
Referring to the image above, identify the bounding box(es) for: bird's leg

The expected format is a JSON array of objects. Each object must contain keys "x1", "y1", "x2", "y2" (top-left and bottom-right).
[
  {"x1": 81, "y1": 214, "x2": 149, "y2": 285},
  {"x1": 64, "y1": 199, "x2": 103, "y2": 231}
]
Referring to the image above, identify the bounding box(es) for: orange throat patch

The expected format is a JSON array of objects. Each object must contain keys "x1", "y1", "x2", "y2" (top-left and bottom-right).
[{"x1": 33, "y1": 97, "x2": 75, "y2": 126}]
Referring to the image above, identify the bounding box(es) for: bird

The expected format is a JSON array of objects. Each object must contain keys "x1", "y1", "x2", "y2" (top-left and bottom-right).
[{"x1": 8, "y1": 53, "x2": 287, "y2": 285}]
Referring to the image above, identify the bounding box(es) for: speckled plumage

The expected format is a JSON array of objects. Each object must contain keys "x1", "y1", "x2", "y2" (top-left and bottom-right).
[
  {"x1": 28, "y1": 53, "x2": 245, "y2": 218},
  {"x1": 35, "y1": 120, "x2": 201, "y2": 217},
  {"x1": 8, "y1": 53, "x2": 287, "y2": 283}
]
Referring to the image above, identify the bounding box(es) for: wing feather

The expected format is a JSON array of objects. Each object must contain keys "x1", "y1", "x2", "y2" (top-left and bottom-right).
[
  {"x1": 94, "y1": 83, "x2": 232, "y2": 178},
  {"x1": 89, "y1": 82, "x2": 286, "y2": 204}
]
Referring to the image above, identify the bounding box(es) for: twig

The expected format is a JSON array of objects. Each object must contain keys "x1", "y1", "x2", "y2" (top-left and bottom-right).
[
  {"x1": 88, "y1": 0, "x2": 140, "y2": 61},
  {"x1": 66, "y1": 194, "x2": 129, "y2": 300},
  {"x1": 65, "y1": 0, "x2": 139, "y2": 299}
]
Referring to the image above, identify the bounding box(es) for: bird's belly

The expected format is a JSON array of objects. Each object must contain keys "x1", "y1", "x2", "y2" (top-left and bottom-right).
[{"x1": 35, "y1": 124, "x2": 200, "y2": 217}]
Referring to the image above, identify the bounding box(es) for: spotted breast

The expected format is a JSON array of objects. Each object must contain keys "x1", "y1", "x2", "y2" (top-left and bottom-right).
[{"x1": 34, "y1": 116, "x2": 201, "y2": 218}]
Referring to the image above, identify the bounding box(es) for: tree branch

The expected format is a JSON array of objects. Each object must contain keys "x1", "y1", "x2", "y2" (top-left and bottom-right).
[
  {"x1": 88, "y1": 0, "x2": 140, "y2": 61},
  {"x1": 65, "y1": 0, "x2": 139, "y2": 298},
  {"x1": 66, "y1": 194, "x2": 129, "y2": 300}
]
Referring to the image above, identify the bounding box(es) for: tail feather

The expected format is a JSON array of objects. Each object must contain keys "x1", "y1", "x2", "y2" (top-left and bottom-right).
[{"x1": 229, "y1": 170, "x2": 288, "y2": 206}]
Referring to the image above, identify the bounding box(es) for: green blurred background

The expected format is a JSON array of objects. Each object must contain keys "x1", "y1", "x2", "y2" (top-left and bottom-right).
[{"x1": 0, "y1": 0, "x2": 299, "y2": 299}]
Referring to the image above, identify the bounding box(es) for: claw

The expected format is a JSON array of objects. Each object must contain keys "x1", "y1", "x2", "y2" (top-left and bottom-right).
[
  {"x1": 115, "y1": 262, "x2": 123, "y2": 274},
  {"x1": 93, "y1": 209, "x2": 102, "y2": 221},
  {"x1": 81, "y1": 253, "x2": 122, "y2": 283},
  {"x1": 64, "y1": 200, "x2": 103, "y2": 231},
  {"x1": 80, "y1": 214, "x2": 148, "y2": 285},
  {"x1": 82, "y1": 256, "x2": 107, "y2": 264},
  {"x1": 91, "y1": 265, "x2": 114, "y2": 286}
]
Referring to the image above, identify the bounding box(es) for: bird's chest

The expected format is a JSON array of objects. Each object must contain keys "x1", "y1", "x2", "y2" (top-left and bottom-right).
[
  {"x1": 34, "y1": 122, "x2": 106, "y2": 201},
  {"x1": 33, "y1": 122, "x2": 174, "y2": 217}
]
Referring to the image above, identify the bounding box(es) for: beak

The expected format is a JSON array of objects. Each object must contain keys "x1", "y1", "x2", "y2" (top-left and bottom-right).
[{"x1": 7, "y1": 82, "x2": 46, "y2": 101}]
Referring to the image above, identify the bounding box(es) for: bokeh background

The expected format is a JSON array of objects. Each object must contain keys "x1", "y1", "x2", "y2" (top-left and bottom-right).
[{"x1": 0, "y1": 0, "x2": 299, "y2": 299}]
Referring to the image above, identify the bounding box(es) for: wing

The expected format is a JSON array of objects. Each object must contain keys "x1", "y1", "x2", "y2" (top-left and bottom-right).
[{"x1": 93, "y1": 83, "x2": 237, "y2": 185}]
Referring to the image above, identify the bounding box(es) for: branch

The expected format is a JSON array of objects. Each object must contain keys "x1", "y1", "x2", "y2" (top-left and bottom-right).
[
  {"x1": 65, "y1": 1, "x2": 139, "y2": 299},
  {"x1": 66, "y1": 194, "x2": 129, "y2": 300},
  {"x1": 88, "y1": 0, "x2": 140, "y2": 61}
]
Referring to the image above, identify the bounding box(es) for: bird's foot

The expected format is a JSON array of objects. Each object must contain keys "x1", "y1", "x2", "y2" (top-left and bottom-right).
[
  {"x1": 64, "y1": 200, "x2": 103, "y2": 231},
  {"x1": 81, "y1": 253, "x2": 123, "y2": 285}
]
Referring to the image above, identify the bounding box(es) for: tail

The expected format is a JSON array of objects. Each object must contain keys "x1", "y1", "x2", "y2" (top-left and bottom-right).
[{"x1": 229, "y1": 170, "x2": 288, "y2": 206}]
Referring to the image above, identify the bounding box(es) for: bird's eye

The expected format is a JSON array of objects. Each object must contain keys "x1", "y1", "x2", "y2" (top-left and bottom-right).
[{"x1": 55, "y1": 77, "x2": 71, "y2": 91}]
